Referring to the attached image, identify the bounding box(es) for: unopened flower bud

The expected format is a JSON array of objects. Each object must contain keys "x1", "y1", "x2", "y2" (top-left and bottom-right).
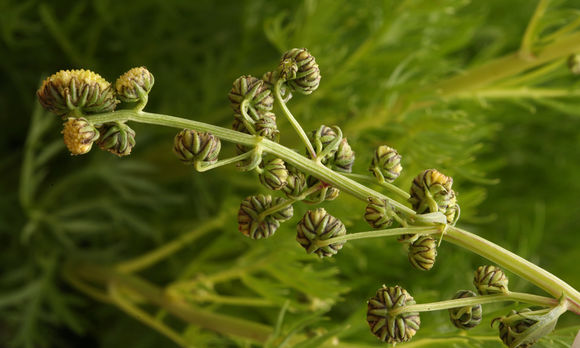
[
  {"x1": 474, "y1": 265, "x2": 509, "y2": 295},
  {"x1": 37, "y1": 69, "x2": 118, "y2": 117},
  {"x1": 262, "y1": 70, "x2": 292, "y2": 102},
  {"x1": 493, "y1": 309, "x2": 538, "y2": 348},
  {"x1": 296, "y1": 208, "x2": 346, "y2": 257},
  {"x1": 308, "y1": 125, "x2": 339, "y2": 162},
  {"x1": 97, "y1": 122, "x2": 136, "y2": 157},
  {"x1": 304, "y1": 176, "x2": 340, "y2": 203},
  {"x1": 270, "y1": 197, "x2": 294, "y2": 222},
  {"x1": 282, "y1": 165, "x2": 307, "y2": 198},
  {"x1": 255, "y1": 112, "x2": 279, "y2": 141},
  {"x1": 331, "y1": 138, "x2": 355, "y2": 173},
  {"x1": 259, "y1": 158, "x2": 288, "y2": 191},
  {"x1": 364, "y1": 197, "x2": 394, "y2": 229},
  {"x1": 370, "y1": 145, "x2": 402, "y2": 183},
  {"x1": 409, "y1": 169, "x2": 459, "y2": 224},
  {"x1": 367, "y1": 285, "x2": 420, "y2": 344},
  {"x1": 408, "y1": 236, "x2": 437, "y2": 271},
  {"x1": 278, "y1": 48, "x2": 321, "y2": 95},
  {"x1": 238, "y1": 195, "x2": 280, "y2": 239},
  {"x1": 62, "y1": 117, "x2": 100, "y2": 155},
  {"x1": 448, "y1": 290, "x2": 482, "y2": 329},
  {"x1": 115, "y1": 67, "x2": 154, "y2": 102},
  {"x1": 173, "y1": 129, "x2": 221, "y2": 166},
  {"x1": 228, "y1": 76, "x2": 273, "y2": 116}
]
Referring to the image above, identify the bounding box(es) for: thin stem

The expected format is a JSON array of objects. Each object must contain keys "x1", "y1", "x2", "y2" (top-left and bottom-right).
[
  {"x1": 343, "y1": 173, "x2": 410, "y2": 200},
  {"x1": 388, "y1": 292, "x2": 559, "y2": 317},
  {"x1": 496, "y1": 59, "x2": 565, "y2": 87},
  {"x1": 453, "y1": 87, "x2": 580, "y2": 100},
  {"x1": 316, "y1": 226, "x2": 441, "y2": 247},
  {"x1": 183, "y1": 293, "x2": 275, "y2": 307},
  {"x1": 520, "y1": 0, "x2": 551, "y2": 58},
  {"x1": 116, "y1": 212, "x2": 227, "y2": 273},
  {"x1": 274, "y1": 80, "x2": 316, "y2": 159},
  {"x1": 446, "y1": 226, "x2": 580, "y2": 314},
  {"x1": 258, "y1": 185, "x2": 322, "y2": 221},
  {"x1": 542, "y1": 15, "x2": 580, "y2": 43},
  {"x1": 195, "y1": 151, "x2": 254, "y2": 172},
  {"x1": 109, "y1": 281, "x2": 192, "y2": 348}
]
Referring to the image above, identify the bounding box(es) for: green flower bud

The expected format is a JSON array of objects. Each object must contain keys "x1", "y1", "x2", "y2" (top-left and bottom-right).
[
  {"x1": 364, "y1": 197, "x2": 394, "y2": 229},
  {"x1": 270, "y1": 197, "x2": 294, "y2": 222},
  {"x1": 408, "y1": 169, "x2": 459, "y2": 224},
  {"x1": 282, "y1": 165, "x2": 307, "y2": 199},
  {"x1": 304, "y1": 176, "x2": 340, "y2": 203},
  {"x1": 408, "y1": 236, "x2": 437, "y2": 271},
  {"x1": 262, "y1": 70, "x2": 292, "y2": 102},
  {"x1": 37, "y1": 69, "x2": 118, "y2": 117},
  {"x1": 308, "y1": 125, "x2": 339, "y2": 162},
  {"x1": 568, "y1": 54, "x2": 580, "y2": 75},
  {"x1": 474, "y1": 265, "x2": 509, "y2": 295},
  {"x1": 259, "y1": 158, "x2": 289, "y2": 191},
  {"x1": 228, "y1": 75, "x2": 273, "y2": 116},
  {"x1": 115, "y1": 67, "x2": 154, "y2": 102},
  {"x1": 367, "y1": 285, "x2": 421, "y2": 344},
  {"x1": 96, "y1": 122, "x2": 136, "y2": 157},
  {"x1": 278, "y1": 48, "x2": 321, "y2": 95},
  {"x1": 493, "y1": 309, "x2": 538, "y2": 348},
  {"x1": 173, "y1": 129, "x2": 221, "y2": 166},
  {"x1": 331, "y1": 138, "x2": 355, "y2": 173},
  {"x1": 370, "y1": 145, "x2": 402, "y2": 183},
  {"x1": 448, "y1": 290, "x2": 482, "y2": 329},
  {"x1": 62, "y1": 117, "x2": 100, "y2": 155},
  {"x1": 237, "y1": 195, "x2": 280, "y2": 239},
  {"x1": 296, "y1": 208, "x2": 346, "y2": 257},
  {"x1": 255, "y1": 111, "x2": 280, "y2": 141}
]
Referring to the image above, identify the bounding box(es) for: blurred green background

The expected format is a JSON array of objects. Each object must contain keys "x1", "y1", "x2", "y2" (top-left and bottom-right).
[{"x1": 1, "y1": 0, "x2": 580, "y2": 347}]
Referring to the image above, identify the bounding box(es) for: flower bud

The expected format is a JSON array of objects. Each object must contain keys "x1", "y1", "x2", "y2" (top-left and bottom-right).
[
  {"x1": 568, "y1": 54, "x2": 580, "y2": 75},
  {"x1": 62, "y1": 117, "x2": 100, "y2": 155},
  {"x1": 270, "y1": 197, "x2": 294, "y2": 222},
  {"x1": 255, "y1": 111, "x2": 280, "y2": 141},
  {"x1": 448, "y1": 290, "x2": 482, "y2": 329},
  {"x1": 282, "y1": 165, "x2": 307, "y2": 198},
  {"x1": 115, "y1": 67, "x2": 154, "y2": 102},
  {"x1": 173, "y1": 129, "x2": 221, "y2": 166},
  {"x1": 369, "y1": 145, "x2": 402, "y2": 183},
  {"x1": 238, "y1": 195, "x2": 280, "y2": 239},
  {"x1": 493, "y1": 309, "x2": 538, "y2": 348},
  {"x1": 304, "y1": 176, "x2": 340, "y2": 203},
  {"x1": 331, "y1": 138, "x2": 355, "y2": 173},
  {"x1": 308, "y1": 125, "x2": 339, "y2": 162},
  {"x1": 473, "y1": 265, "x2": 509, "y2": 295},
  {"x1": 278, "y1": 48, "x2": 321, "y2": 95},
  {"x1": 37, "y1": 69, "x2": 118, "y2": 117},
  {"x1": 228, "y1": 75, "x2": 273, "y2": 116},
  {"x1": 408, "y1": 236, "x2": 437, "y2": 271},
  {"x1": 367, "y1": 285, "x2": 420, "y2": 344},
  {"x1": 96, "y1": 122, "x2": 136, "y2": 157},
  {"x1": 364, "y1": 197, "x2": 394, "y2": 229},
  {"x1": 259, "y1": 158, "x2": 289, "y2": 191},
  {"x1": 296, "y1": 208, "x2": 346, "y2": 257},
  {"x1": 408, "y1": 169, "x2": 459, "y2": 224}
]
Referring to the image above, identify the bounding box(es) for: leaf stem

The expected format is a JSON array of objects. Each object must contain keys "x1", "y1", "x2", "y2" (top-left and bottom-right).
[
  {"x1": 274, "y1": 80, "x2": 316, "y2": 159},
  {"x1": 520, "y1": 0, "x2": 551, "y2": 59}
]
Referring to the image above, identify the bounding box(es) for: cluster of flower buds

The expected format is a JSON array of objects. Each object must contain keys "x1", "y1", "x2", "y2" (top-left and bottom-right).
[
  {"x1": 367, "y1": 285, "x2": 421, "y2": 344},
  {"x1": 409, "y1": 169, "x2": 459, "y2": 224},
  {"x1": 493, "y1": 309, "x2": 539, "y2": 348},
  {"x1": 237, "y1": 194, "x2": 293, "y2": 239},
  {"x1": 296, "y1": 208, "x2": 346, "y2": 257},
  {"x1": 37, "y1": 67, "x2": 155, "y2": 156}
]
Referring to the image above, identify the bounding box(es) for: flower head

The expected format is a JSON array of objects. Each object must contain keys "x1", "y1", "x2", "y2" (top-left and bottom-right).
[{"x1": 62, "y1": 117, "x2": 100, "y2": 155}]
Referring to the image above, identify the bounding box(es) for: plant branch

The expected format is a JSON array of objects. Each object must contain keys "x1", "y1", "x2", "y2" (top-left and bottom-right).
[{"x1": 520, "y1": 0, "x2": 551, "y2": 59}]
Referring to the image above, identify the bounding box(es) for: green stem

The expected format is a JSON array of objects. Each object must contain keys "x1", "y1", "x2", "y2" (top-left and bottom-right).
[
  {"x1": 520, "y1": 0, "x2": 551, "y2": 59},
  {"x1": 316, "y1": 226, "x2": 441, "y2": 247},
  {"x1": 274, "y1": 80, "x2": 316, "y2": 159},
  {"x1": 343, "y1": 173, "x2": 410, "y2": 200},
  {"x1": 195, "y1": 151, "x2": 254, "y2": 172},
  {"x1": 388, "y1": 292, "x2": 558, "y2": 317},
  {"x1": 453, "y1": 87, "x2": 580, "y2": 100},
  {"x1": 67, "y1": 262, "x2": 273, "y2": 343},
  {"x1": 446, "y1": 226, "x2": 580, "y2": 314},
  {"x1": 116, "y1": 212, "x2": 227, "y2": 273}
]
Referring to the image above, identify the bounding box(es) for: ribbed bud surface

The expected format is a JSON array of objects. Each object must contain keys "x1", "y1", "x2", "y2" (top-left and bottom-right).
[
  {"x1": 97, "y1": 122, "x2": 136, "y2": 157},
  {"x1": 296, "y1": 208, "x2": 346, "y2": 257},
  {"x1": 448, "y1": 290, "x2": 482, "y2": 329},
  {"x1": 474, "y1": 265, "x2": 509, "y2": 295},
  {"x1": 115, "y1": 67, "x2": 154, "y2": 102},
  {"x1": 62, "y1": 117, "x2": 100, "y2": 155},
  {"x1": 409, "y1": 169, "x2": 459, "y2": 224},
  {"x1": 238, "y1": 195, "x2": 280, "y2": 240},
  {"x1": 408, "y1": 236, "x2": 437, "y2": 271},
  {"x1": 173, "y1": 129, "x2": 221, "y2": 165},
  {"x1": 369, "y1": 145, "x2": 402, "y2": 183},
  {"x1": 278, "y1": 48, "x2": 321, "y2": 95}
]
